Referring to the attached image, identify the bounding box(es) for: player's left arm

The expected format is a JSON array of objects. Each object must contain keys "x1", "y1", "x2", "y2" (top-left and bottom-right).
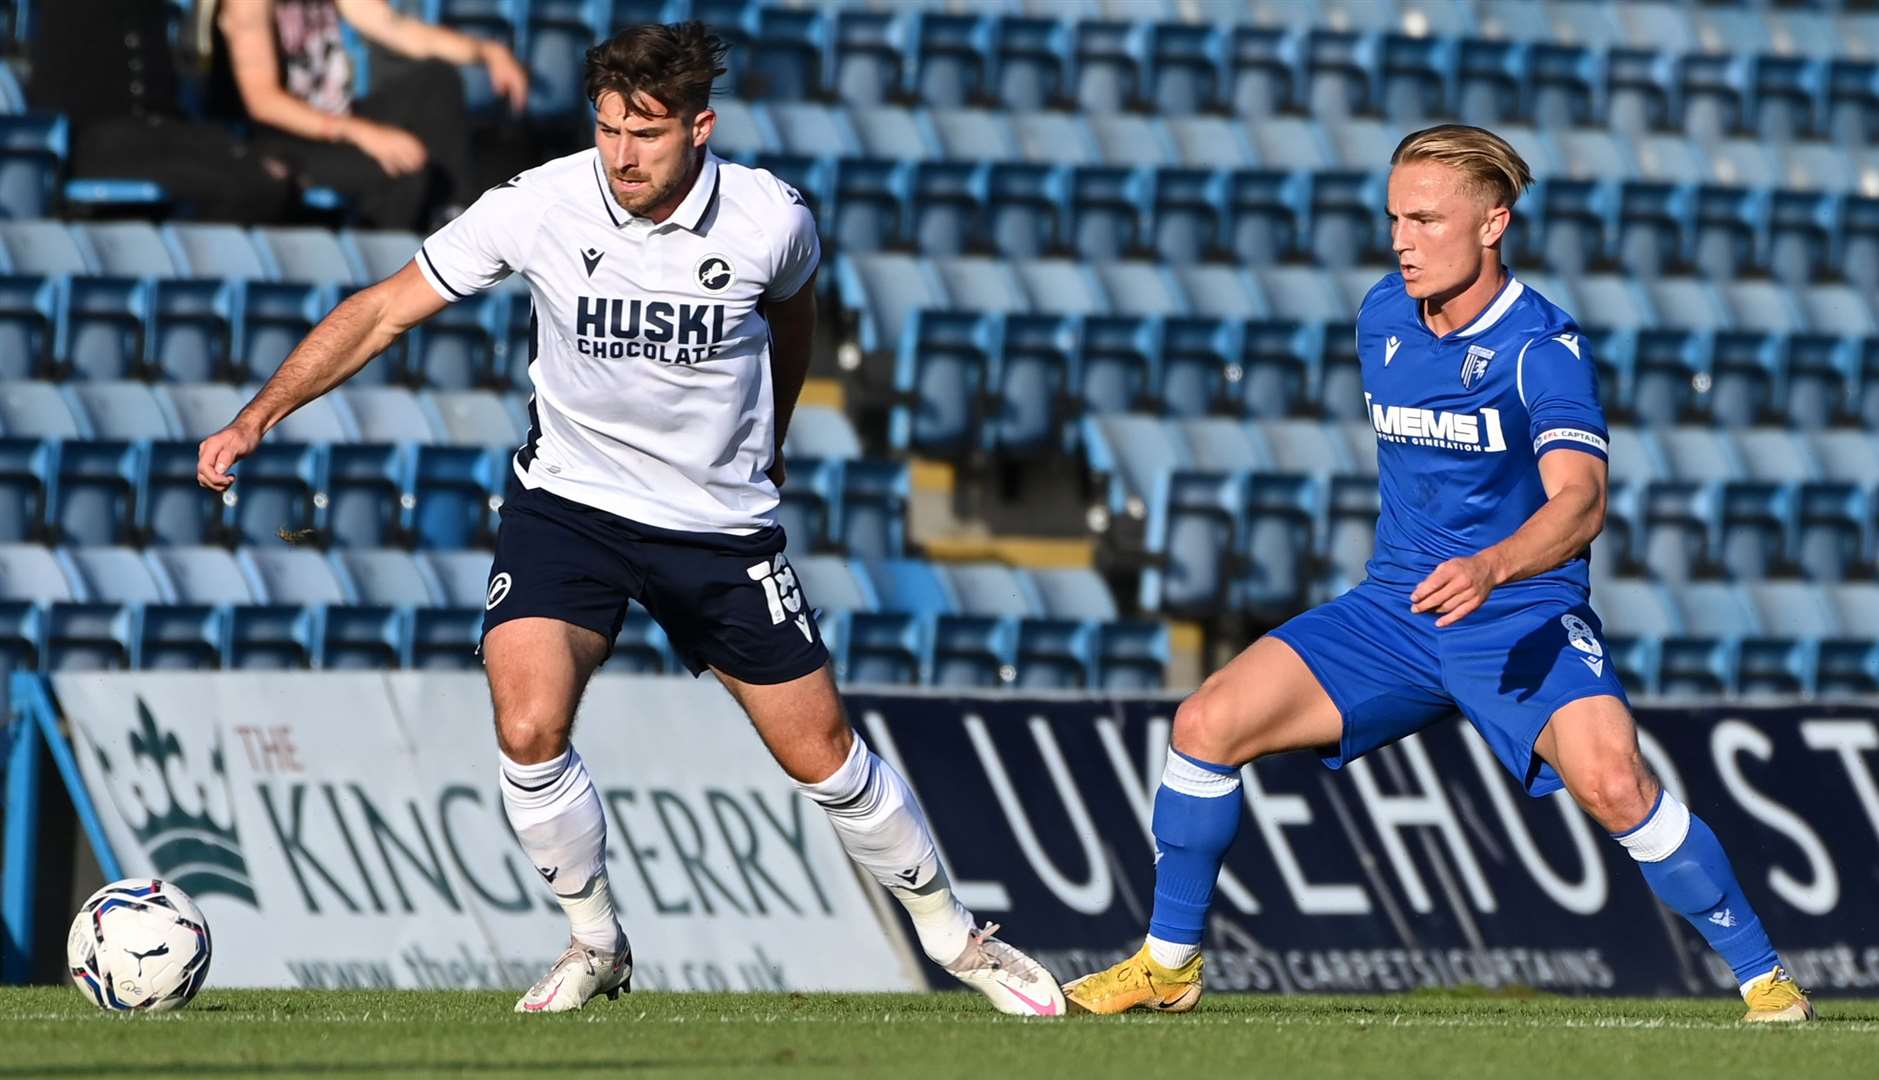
[
  {"x1": 1412, "y1": 333, "x2": 1608, "y2": 626},
  {"x1": 761, "y1": 189, "x2": 822, "y2": 489},
  {"x1": 762, "y1": 269, "x2": 817, "y2": 489},
  {"x1": 1411, "y1": 452, "x2": 1606, "y2": 626},
  {"x1": 335, "y1": 0, "x2": 528, "y2": 111}
]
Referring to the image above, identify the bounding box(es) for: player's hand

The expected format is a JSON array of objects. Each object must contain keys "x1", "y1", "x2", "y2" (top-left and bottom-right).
[
  {"x1": 345, "y1": 119, "x2": 428, "y2": 176},
  {"x1": 481, "y1": 41, "x2": 530, "y2": 113},
  {"x1": 1410, "y1": 553, "x2": 1505, "y2": 628},
  {"x1": 197, "y1": 421, "x2": 263, "y2": 493}
]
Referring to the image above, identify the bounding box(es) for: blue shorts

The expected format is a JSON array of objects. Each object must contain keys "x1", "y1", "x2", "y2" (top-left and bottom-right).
[
  {"x1": 1268, "y1": 579, "x2": 1628, "y2": 796},
  {"x1": 481, "y1": 473, "x2": 829, "y2": 684}
]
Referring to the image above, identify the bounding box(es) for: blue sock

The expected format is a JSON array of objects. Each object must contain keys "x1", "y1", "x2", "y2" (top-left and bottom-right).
[
  {"x1": 1615, "y1": 790, "x2": 1780, "y2": 987},
  {"x1": 1147, "y1": 750, "x2": 1243, "y2": 946}
]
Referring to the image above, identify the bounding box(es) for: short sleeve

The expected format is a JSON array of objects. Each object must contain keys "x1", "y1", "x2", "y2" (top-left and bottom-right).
[
  {"x1": 765, "y1": 189, "x2": 821, "y2": 302},
  {"x1": 415, "y1": 182, "x2": 541, "y2": 303},
  {"x1": 1520, "y1": 332, "x2": 1609, "y2": 462}
]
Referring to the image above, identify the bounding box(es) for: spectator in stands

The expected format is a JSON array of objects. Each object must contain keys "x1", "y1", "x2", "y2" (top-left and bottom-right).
[
  {"x1": 214, "y1": 0, "x2": 531, "y2": 230},
  {"x1": 27, "y1": 0, "x2": 295, "y2": 224}
]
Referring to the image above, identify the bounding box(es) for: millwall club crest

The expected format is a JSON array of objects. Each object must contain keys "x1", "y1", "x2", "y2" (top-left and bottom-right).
[
  {"x1": 695, "y1": 253, "x2": 735, "y2": 293},
  {"x1": 1460, "y1": 343, "x2": 1495, "y2": 390}
]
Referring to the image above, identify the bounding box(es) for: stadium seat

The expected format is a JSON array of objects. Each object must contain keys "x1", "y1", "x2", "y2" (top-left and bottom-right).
[{"x1": 0, "y1": 114, "x2": 67, "y2": 220}]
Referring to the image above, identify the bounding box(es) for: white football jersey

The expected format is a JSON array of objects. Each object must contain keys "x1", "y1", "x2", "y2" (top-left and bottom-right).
[{"x1": 414, "y1": 149, "x2": 820, "y2": 534}]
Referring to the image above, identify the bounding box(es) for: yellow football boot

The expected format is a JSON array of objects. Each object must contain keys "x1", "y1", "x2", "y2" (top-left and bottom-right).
[
  {"x1": 1741, "y1": 966, "x2": 1816, "y2": 1023},
  {"x1": 1063, "y1": 944, "x2": 1203, "y2": 1015}
]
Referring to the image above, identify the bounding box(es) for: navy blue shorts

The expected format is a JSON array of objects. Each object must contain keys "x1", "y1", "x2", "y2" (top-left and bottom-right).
[
  {"x1": 1268, "y1": 579, "x2": 1629, "y2": 796},
  {"x1": 480, "y1": 475, "x2": 828, "y2": 684}
]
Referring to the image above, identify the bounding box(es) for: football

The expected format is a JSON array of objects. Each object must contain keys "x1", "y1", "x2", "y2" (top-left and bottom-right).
[{"x1": 66, "y1": 879, "x2": 213, "y2": 1012}]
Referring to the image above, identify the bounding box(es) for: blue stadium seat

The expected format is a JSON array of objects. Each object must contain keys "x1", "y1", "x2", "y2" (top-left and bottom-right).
[
  {"x1": 0, "y1": 542, "x2": 77, "y2": 679},
  {"x1": 0, "y1": 114, "x2": 66, "y2": 220},
  {"x1": 243, "y1": 546, "x2": 409, "y2": 669},
  {"x1": 427, "y1": 389, "x2": 524, "y2": 447},
  {"x1": 1712, "y1": 280, "x2": 1796, "y2": 427},
  {"x1": 1254, "y1": 265, "x2": 1345, "y2": 416},
  {"x1": 870, "y1": 556, "x2": 1012, "y2": 686},
  {"x1": 1780, "y1": 283, "x2": 1868, "y2": 426},
  {"x1": 1593, "y1": 578, "x2": 1673, "y2": 694},
  {"x1": 830, "y1": 9, "x2": 905, "y2": 107},
  {"x1": 1807, "y1": 430, "x2": 1879, "y2": 580},
  {"x1": 527, "y1": 0, "x2": 612, "y2": 123},
  {"x1": 67, "y1": 546, "x2": 165, "y2": 603},
  {"x1": 989, "y1": 14, "x2": 1069, "y2": 111},
  {"x1": 1655, "y1": 581, "x2": 1752, "y2": 696},
  {"x1": 1144, "y1": 22, "x2": 1226, "y2": 115},
  {"x1": 326, "y1": 443, "x2": 408, "y2": 550},
  {"x1": 1225, "y1": 23, "x2": 1302, "y2": 119},
  {"x1": 411, "y1": 548, "x2": 490, "y2": 667},
  {"x1": 1738, "y1": 581, "x2": 1832, "y2": 696},
  {"x1": 707, "y1": 97, "x2": 781, "y2": 159},
  {"x1": 776, "y1": 455, "x2": 840, "y2": 556},
  {"x1": 796, "y1": 555, "x2": 920, "y2": 683},
  {"x1": 1067, "y1": 17, "x2": 1142, "y2": 114},
  {"x1": 134, "y1": 546, "x2": 243, "y2": 669},
  {"x1": 1714, "y1": 427, "x2": 1811, "y2": 581},
  {"x1": 411, "y1": 446, "x2": 504, "y2": 549},
  {"x1": 744, "y1": 4, "x2": 830, "y2": 101},
  {"x1": 894, "y1": 11, "x2": 981, "y2": 107},
  {"x1": 1129, "y1": 418, "x2": 1255, "y2": 617},
  {"x1": 1225, "y1": 154, "x2": 1315, "y2": 276},
  {"x1": 252, "y1": 227, "x2": 363, "y2": 288},
  {"x1": 1820, "y1": 582, "x2": 1879, "y2": 695},
  {"x1": 945, "y1": 561, "x2": 1086, "y2": 687},
  {"x1": 339, "y1": 229, "x2": 420, "y2": 281}
]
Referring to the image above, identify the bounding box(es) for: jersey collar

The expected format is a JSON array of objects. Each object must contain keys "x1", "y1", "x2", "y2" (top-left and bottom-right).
[
  {"x1": 590, "y1": 150, "x2": 722, "y2": 233},
  {"x1": 1441, "y1": 273, "x2": 1525, "y2": 340}
]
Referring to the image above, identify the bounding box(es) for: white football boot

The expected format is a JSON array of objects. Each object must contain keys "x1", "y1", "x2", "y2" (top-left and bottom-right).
[
  {"x1": 944, "y1": 923, "x2": 1065, "y2": 1017},
  {"x1": 514, "y1": 937, "x2": 632, "y2": 1014}
]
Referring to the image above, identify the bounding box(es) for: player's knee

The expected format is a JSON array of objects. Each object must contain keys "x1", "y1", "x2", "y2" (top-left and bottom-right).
[
  {"x1": 1573, "y1": 762, "x2": 1657, "y2": 832},
  {"x1": 1172, "y1": 688, "x2": 1242, "y2": 764},
  {"x1": 494, "y1": 708, "x2": 572, "y2": 764}
]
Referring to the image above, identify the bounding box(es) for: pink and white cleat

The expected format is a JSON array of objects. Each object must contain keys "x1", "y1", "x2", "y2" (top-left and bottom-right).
[
  {"x1": 944, "y1": 923, "x2": 1065, "y2": 1018},
  {"x1": 514, "y1": 937, "x2": 632, "y2": 1014}
]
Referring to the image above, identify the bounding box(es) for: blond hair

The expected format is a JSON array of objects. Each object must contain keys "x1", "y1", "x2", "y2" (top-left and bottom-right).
[{"x1": 1390, "y1": 125, "x2": 1534, "y2": 209}]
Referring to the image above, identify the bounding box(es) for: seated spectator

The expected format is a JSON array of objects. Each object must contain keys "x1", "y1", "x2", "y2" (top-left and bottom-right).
[
  {"x1": 27, "y1": 0, "x2": 295, "y2": 224},
  {"x1": 214, "y1": 0, "x2": 531, "y2": 229}
]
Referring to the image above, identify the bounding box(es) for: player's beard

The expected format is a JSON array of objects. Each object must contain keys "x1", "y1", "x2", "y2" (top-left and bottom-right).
[{"x1": 607, "y1": 161, "x2": 690, "y2": 217}]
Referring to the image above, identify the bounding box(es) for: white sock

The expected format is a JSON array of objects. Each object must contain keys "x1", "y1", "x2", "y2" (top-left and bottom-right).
[
  {"x1": 1146, "y1": 935, "x2": 1200, "y2": 970},
  {"x1": 798, "y1": 736, "x2": 974, "y2": 964},
  {"x1": 499, "y1": 746, "x2": 622, "y2": 952}
]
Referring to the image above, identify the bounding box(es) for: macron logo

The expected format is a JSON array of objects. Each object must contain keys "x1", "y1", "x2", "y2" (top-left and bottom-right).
[
  {"x1": 1554, "y1": 333, "x2": 1581, "y2": 359},
  {"x1": 1384, "y1": 336, "x2": 1402, "y2": 366}
]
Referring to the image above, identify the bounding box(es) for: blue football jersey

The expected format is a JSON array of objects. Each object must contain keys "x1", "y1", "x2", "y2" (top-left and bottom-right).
[{"x1": 1355, "y1": 272, "x2": 1608, "y2": 593}]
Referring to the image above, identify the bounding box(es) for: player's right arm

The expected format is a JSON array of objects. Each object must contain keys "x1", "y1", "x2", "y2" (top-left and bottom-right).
[
  {"x1": 195, "y1": 263, "x2": 446, "y2": 491},
  {"x1": 199, "y1": 179, "x2": 541, "y2": 492}
]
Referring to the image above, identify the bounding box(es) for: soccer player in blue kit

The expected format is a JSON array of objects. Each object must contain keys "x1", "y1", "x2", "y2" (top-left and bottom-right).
[{"x1": 1065, "y1": 125, "x2": 1814, "y2": 1022}]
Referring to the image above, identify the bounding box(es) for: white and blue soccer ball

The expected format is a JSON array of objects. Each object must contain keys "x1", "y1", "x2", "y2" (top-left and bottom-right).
[{"x1": 66, "y1": 879, "x2": 212, "y2": 1012}]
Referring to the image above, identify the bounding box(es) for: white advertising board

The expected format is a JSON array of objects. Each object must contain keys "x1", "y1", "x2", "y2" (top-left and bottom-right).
[{"x1": 56, "y1": 672, "x2": 918, "y2": 992}]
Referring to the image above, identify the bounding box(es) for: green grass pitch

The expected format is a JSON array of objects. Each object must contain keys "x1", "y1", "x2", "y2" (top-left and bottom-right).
[{"x1": 3, "y1": 987, "x2": 1875, "y2": 1078}]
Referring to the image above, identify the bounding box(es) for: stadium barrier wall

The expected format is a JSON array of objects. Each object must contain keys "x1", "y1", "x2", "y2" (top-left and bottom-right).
[{"x1": 5, "y1": 674, "x2": 1877, "y2": 996}]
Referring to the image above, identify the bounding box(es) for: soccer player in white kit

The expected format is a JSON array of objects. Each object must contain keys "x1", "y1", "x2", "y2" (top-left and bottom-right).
[{"x1": 196, "y1": 22, "x2": 1065, "y2": 1017}]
